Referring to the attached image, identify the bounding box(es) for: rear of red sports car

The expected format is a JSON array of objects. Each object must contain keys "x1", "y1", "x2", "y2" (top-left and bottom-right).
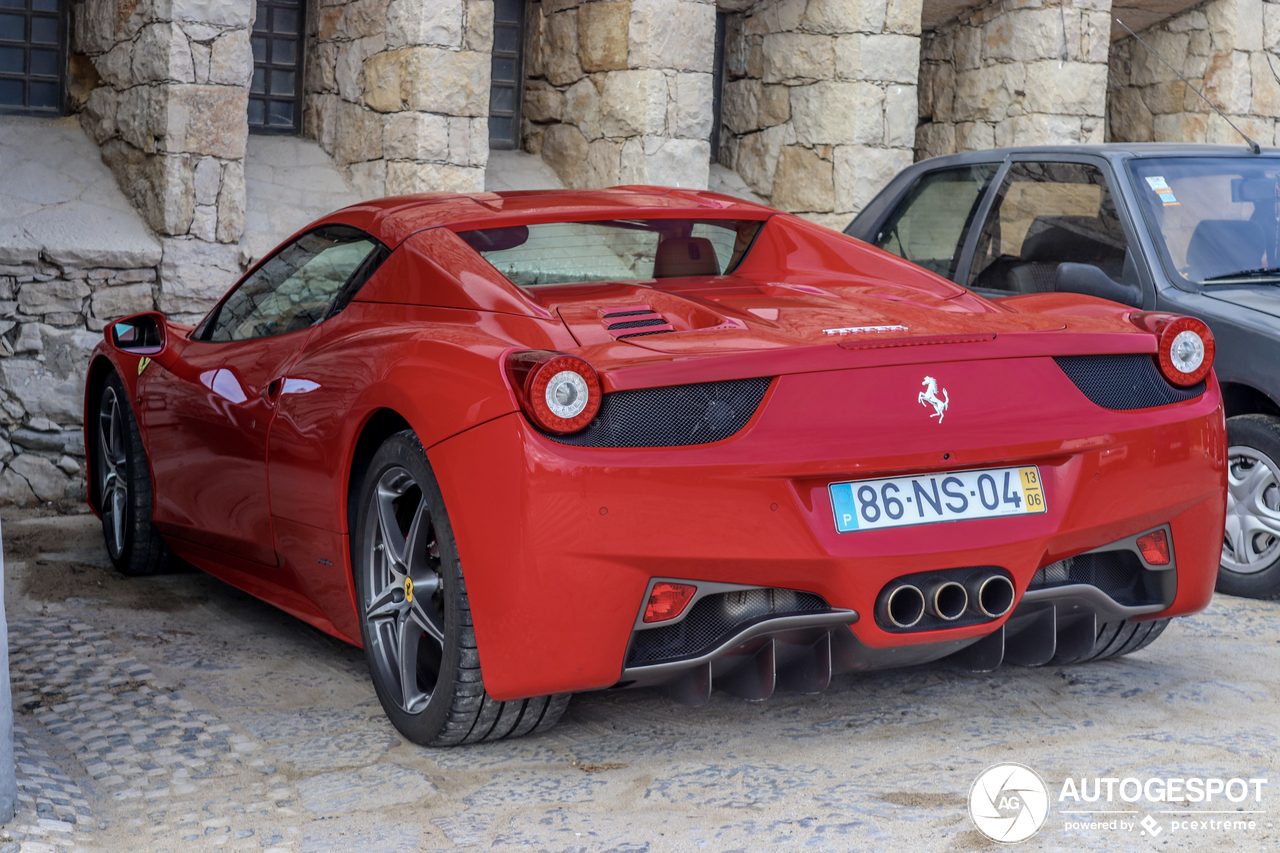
[{"x1": 85, "y1": 188, "x2": 1226, "y2": 745}]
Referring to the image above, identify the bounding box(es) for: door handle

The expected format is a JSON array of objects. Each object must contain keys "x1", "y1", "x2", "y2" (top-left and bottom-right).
[{"x1": 264, "y1": 377, "x2": 284, "y2": 402}]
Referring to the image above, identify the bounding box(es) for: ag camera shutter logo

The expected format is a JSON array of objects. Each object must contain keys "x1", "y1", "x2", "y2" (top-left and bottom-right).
[{"x1": 969, "y1": 763, "x2": 1051, "y2": 842}]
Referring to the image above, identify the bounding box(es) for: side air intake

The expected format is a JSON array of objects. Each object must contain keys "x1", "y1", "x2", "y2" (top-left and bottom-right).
[{"x1": 1054, "y1": 354, "x2": 1204, "y2": 409}]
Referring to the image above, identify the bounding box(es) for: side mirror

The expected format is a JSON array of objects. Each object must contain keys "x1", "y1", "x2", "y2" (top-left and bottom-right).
[
  {"x1": 1055, "y1": 263, "x2": 1143, "y2": 308},
  {"x1": 106, "y1": 312, "x2": 168, "y2": 356}
]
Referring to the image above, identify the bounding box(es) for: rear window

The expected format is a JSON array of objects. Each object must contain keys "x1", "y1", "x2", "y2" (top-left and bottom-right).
[{"x1": 456, "y1": 218, "x2": 765, "y2": 286}]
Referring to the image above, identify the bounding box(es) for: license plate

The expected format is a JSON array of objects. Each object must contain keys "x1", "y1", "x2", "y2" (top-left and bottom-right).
[{"x1": 829, "y1": 466, "x2": 1047, "y2": 533}]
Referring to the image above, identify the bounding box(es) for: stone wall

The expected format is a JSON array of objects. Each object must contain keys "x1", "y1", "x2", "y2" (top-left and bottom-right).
[
  {"x1": 1107, "y1": 0, "x2": 1275, "y2": 145},
  {"x1": 522, "y1": 0, "x2": 715, "y2": 190},
  {"x1": 304, "y1": 0, "x2": 493, "y2": 196},
  {"x1": 0, "y1": 254, "x2": 162, "y2": 504},
  {"x1": 718, "y1": 0, "x2": 921, "y2": 229},
  {"x1": 916, "y1": 0, "x2": 1113, "y2": 160}
]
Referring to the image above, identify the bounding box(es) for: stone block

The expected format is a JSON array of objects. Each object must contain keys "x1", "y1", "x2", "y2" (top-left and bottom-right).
[
  {"x1": 91, "y1": 284, "x2": 155, "y2": 321},
  {"x1": 2, "y1": 329, "x2": 99, "y2": 422},
  {"x1": 72, "y1": 0, "x2": 115, "y2": 55},
  {"x1": 465, "y1": 0, "x2": 495, "y2": 51},
  {"x1": 383, "y1": 112, "x2": 450, "y2": 161},
  {"x1": 885, "y1": 0, "x2": 922, "y2": 35},
  {"x1": 0, "y1": 468, "x2": 35, "y2": 505},
  {"x1": 193, "y1": 157, "x2": 221, "y2": 206},
  {"x1": 579, "y1": 1, "x2": 630, "y2": 72},
  {"x1": 524, "y1": 80, "x2": 566, "y2": 123},
  {"x1": 18, "y1": 281, "x2": 88, "y2": 317},
  {"x1": 994, "y1": 113, "x2": 1083, "y2": 147},
  {"x1": 132, "y1": 21, "x2": 195, "y2": 84},
  {"x1": 545, "y1": 9, "x2": 586, "y2": 86},
  {"x1": 883, "y1": 83, "x2": 915, "y2": 147},
  {"x1": 190, "y1": 204, "x2": 217, "y2": 240},
  {"x1": 525, "y1": 3, "x2": 546, "y2": 79},
  {"x1": 1202, "y1": 50, "x2": 1252, "y2": 117},
  {"x1": 760, "y1": 84, "x2": 791, "y2": 126},
  {"x1": 601, "y1": 69, "x2": 668, "y2": 136},
  {"x1": 638, "y1": 136, "x2": 710, "y2": 188},
  {"x1": 209, "y1": 29, "x2": 253, "y2": 87},
  {"x1": 363, "y1": 49, "x2": 408, "y2": 112},
  {"x1": 339, "y1": 0, "x2": 395, "y2": 40},
  {"x1": 1153, "y1": 111, "x2": 1207, "y2": 143},
  {"x1": 336, "y1": 35, "x2": 387, "y2": 103},
  {"x1": 1141, "y1": 80, "x2": 1188, "y2": 115},
  {"x1": 158, "y1": 238, "x2": 243, "y2": 317},
  {"x1": 1253, "y1": 52, "x2": 1280, "y2": 117},
  {"x1": 772, "y1": 145, "x2": 835, "y2": 213},
  {"x1": 762, "y1": 33, "x2": 835, "y2": 83},
  {"x1": 386, "y1": 0, "x2": 464, "y2": 48},
  {"x1": 384, "y1": 162, "x2": 485, "y2": 194},
  {"x1": 6, "y1": 454, "x2": 69, "y2": 502},
  {"x1": 1128, "y1": 31, "x2": 1191, "y2": 87},
  {"x1": 448, "y1": 116, "x2": 470, "y2": 166},
  {"x1": 915, "y1": 121, "x2": 956, "y2": 158},
  {"x1": 405, "y1": 48, "x2": 492, "y2": 116},
  {"x1": 158, "y1": 0, "x2": 254, "y2": 27},
  {"x1": 116, "y1": 85, "x2": 164, "y2": 154},
  {"x1": 163, "y1": 85, "x2": 250, "y2": 159},
  {"x1": 95, "y1": 41, "x2": 133, "y2": 89},
  {"x1": 1266, "y1": 3, "x2": 1280, "y2": 51},
  {"x1": 1023, "y1": 60, "x2": 1106, "y2": 117},
  {"x1": 836, "y1": 33, "x2": 919, "y2": 83},
  {"x1": 629, "y1": 0, "x2": 714, "y2": 72},
  {"x1": 984, "y1": 9, "x2": 1077, "y2": 63},
  {"x1": 833, "y1": 144, "x2": 910, "y2": 213},
  {"x1": 306, "y1": 42, "x2": 339, "y2": 94},
  {"x1": 81, "y1": 87, "x2": 118, "y2": 146},
  {"x1": 586, "y1": 137, "x2": 623, "y2": 187},
  {"x1": 955, "y1": 120, "x2": 995, "y2": 151},
  {"x1": 791, "y1": 80, "x2": 884, "y2": 145},
  {"x1": 1206, "y1": 112, "x2": 1272, "y2": 146},
  {"x1": 333, "y1": 101, "x2": 384, "y2": 163},
  {"x1": 953, "y1": 24, "x2": 983, "y2": 71},
  {"x1": 1108, "y1": 86, "x2": 1154, "y2": 143},
  {"x1": 564, "y1": 77, "x2": 603, "y2": 139},
  {"x1": 760, "y1": 0, "x2": 808, "y2": 33},
  {"x1": 951, "y1": 63, "x2": 1024, "y2": 123},
  {"x1": 216, "y1": 161, "x2": 246, "y2": 244},
  {"x1": 672, "y1": 72, "x2": 714, "y2": 139},
  {"x1": 540, "y1": 123, "x2": 591, "y2": 187},
  {"x1": 731, "y1": 122, "x2": 796, "y2": 198},
  {"x1": 723, "y1": 78, "x2": 762, "y2": 135}
]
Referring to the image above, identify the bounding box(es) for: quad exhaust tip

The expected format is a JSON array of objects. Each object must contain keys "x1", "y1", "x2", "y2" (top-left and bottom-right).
[
  {"x1": 928, "y1": 581, "x2": 969, "y2": 621},
  {"x1": 971, "y1": 574, "x2": 1015, "y2": 618},
  {"x1": 885, "y1": 584, "x2": 925, "y2": 628}
]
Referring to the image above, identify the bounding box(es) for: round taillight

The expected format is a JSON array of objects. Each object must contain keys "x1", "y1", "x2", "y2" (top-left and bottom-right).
[
  {"x1": 524, "y1": 355, "x2": 601, "y2": 433},
  {"x1": 1156, "y1": 317, "x2": 1214, "y2": 387}
]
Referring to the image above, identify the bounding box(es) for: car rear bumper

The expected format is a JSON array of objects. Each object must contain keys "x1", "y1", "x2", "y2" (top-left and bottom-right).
[{"x1": 429, "y1": 357, "x2": 1226, "y2": 700}]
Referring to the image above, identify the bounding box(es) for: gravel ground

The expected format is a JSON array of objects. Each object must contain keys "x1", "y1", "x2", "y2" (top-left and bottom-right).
[{"x1": 2, "y1": 504, "x2": 1277, "y2": 852}]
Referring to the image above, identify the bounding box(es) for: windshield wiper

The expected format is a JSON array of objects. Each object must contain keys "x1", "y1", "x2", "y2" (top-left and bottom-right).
[{"x1": 1201, "y1": 267, "x2": 1280, "y2": 283}]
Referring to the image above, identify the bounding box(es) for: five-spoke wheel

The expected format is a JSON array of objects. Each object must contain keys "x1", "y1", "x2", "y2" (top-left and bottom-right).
[
  {"x1": 1218, "y1": 415, "x2": 1280, "y2": 599},
  {"x1": 353, "y1": 430, "x2": 569, "y2": 745}
]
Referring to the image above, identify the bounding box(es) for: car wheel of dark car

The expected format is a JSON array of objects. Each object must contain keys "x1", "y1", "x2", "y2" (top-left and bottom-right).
[
  {"x1": 354, "y1": 430, "x2": 570, "y2": 745},
  {"x1": 95, "y1": 371, "x2": 170, "y2": 576},
  {"x1": 1217, "y1": 415, "x2": 1280, "y2": 599}
]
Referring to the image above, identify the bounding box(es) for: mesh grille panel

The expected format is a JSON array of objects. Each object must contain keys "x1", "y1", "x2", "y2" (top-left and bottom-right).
[
  {"x1": 542, "y1": 377, "x2": 772, "y2": 448},
  {"x1": 602, "y1": 309, "x2": 652, "y2": 318},
  {"x1": 1030, "y1": 550, "x2": 1160, "y2": 606},
  {"x1": 1054, "y1": 354, "x2": 1205, "y2": 410},
  {"x1": 608, "y1": 318, "x2": 667, "y2": 330},
  {"x1": 617, "y1": 330, "x2": 672, "y2": 339},
  {"x1": 627, "y1": 589, "x2": 829, "y2": 666}
]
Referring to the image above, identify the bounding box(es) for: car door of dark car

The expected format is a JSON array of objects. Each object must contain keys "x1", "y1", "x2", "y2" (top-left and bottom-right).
[
  {"x1": 960, "y1": 158, "x2": 1146, "y2": 307},
  {"x1": 141, "y1": 226, "x2": 385, "y2": 567}
]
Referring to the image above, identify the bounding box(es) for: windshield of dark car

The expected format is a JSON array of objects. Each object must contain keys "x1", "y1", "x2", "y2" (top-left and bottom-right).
[
  {"x1": 1129, "y1": 157, "x2": 1280, "y2": 284},
  {"x1": 456, "y1": 218, "x2": 765, "y2": 287}
]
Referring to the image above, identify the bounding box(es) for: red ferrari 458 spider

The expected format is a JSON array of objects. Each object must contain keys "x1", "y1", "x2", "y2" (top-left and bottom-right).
[{"x1": 85, "y1": 187, "x2": 1226, "y2": 746}]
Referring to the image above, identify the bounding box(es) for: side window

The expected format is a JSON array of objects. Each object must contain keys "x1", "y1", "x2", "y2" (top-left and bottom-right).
[
  {"x1": 206, "y1": 226, "x2": 385, "y2": 342},
  {"x1": 967, "y1": 162, "x2": 1130, "y2": 294},
  {"x1": 873, "y1": 165, "x2": 997, "y2": 280}
]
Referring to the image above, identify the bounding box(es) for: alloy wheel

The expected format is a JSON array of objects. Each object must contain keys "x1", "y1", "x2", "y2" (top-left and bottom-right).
[
  {"x1": 362, "y1": 466, "x2": 445, "y2": 714},
  {"x1": 97, "y1": 384, "x2": 129, "y2": 559},
  {"x1": 1222, "y1": 445, "x2": 1280, "y2": 573}
]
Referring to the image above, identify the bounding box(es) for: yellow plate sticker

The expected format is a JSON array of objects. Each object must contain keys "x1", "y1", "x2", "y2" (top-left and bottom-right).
[{"x1": 1019, "y1": 466, "x2": 1046, "y2": 512}]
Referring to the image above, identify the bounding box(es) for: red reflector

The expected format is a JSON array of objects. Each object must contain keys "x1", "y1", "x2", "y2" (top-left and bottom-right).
[
  {"x1": 643, "y1": 582, "x2": 697, "y2": 623},
  {"x1": 1135, "y1": 530, "x2": 1170, "y2": 565}
]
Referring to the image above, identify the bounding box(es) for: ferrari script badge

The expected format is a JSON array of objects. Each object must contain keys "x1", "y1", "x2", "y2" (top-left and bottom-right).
[
  {"x1": 404, "y1": 577, "x2": 414, "y2": 603},
  {"x1": 918, "y1": 376, "x2": 949, "y2": 423}
]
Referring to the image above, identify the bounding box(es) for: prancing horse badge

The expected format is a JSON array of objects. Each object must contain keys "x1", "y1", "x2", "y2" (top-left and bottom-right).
[{"x1": 918, "y1": 376, "x2": 949, "y2": 423}]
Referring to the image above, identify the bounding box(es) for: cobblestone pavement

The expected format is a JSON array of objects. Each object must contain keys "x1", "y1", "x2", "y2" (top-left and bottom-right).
[{"x1": 3, "y1": 505, "x2": 1280, "y2": 852}]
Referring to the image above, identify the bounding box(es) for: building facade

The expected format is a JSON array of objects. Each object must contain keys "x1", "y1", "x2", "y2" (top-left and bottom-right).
[{"x1": 0, "y1": 0, "x2": 1272, "y2": 503}]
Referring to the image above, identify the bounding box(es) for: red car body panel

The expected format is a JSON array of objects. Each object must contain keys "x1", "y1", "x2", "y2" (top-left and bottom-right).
[{"x1": 83, "y1": 188, "x2": 1228, "y2": 701}]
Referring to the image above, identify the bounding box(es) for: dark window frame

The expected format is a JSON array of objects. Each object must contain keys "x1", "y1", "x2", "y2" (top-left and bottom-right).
[
  {"x1": 249, "y1": 0, "x2": 305, "y2": 135},
  {"x1": 487, "y1": 0, "x2": 525, "y2": 150},
  {"x1": 0, "y1": 0, "x2": 68, "y2": 117}
]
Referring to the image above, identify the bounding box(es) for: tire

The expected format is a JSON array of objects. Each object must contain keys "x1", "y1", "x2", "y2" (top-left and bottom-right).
[
  {"x1": 1216, "y1": 414, "x2": 1280, "y2": 599},
  {"x1": 352, "y1": 429, "x2": 570, "y2": 746},
  {"x1": 1069, "y1": 618, "x2": 1170, "y2": 663},
  {"x1": 94, "y1": 371, "x2": 169, "y2": 576}
]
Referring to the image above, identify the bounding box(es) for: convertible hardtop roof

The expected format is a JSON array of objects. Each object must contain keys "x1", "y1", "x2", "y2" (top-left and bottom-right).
[{"x1": 311, "y1": 186, "x2": 779, "y2": 249}]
